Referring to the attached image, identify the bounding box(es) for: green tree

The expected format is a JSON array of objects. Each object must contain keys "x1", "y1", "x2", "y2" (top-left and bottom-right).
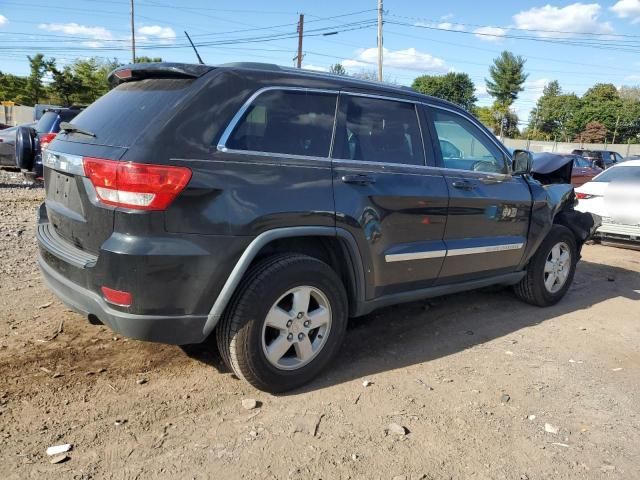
[
  {"x1": 25, "y1": 53, "x2": 54, "y2": 105},
  {"x1": 529, "y1": 81, "x2": 582, "y2": 141},
  {"x1": 135, "y1": 56, "x2": 162, "y2": 63},
  {"x1": 0, "y1": 71, "x2": 29, "y2": 103},
  {"x1": 618, "y1": 85, "x2": 640, "y2": 102},
  {"x1": 49, "y1": 66, "x2": 83, "y2": 106},
  {"x1": 485, "y1": 51, "x2": 528, "y2": 109},
  {"x1": 412, "y1": 72, "x2": 477, "y2": 110},
  {"x1": 329, "y1": 63, "x2": 347, "y2": 75},
  {"x1": 71, "y1": 57, "x2": 121, "y2": 104}
]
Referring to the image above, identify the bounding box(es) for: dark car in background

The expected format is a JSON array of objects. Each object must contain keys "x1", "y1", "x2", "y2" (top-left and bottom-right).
[
  {"x1": 15, "y1": 106, "x2": 83, "y2": 181},
  {"x1": 571, "y1": 149, "x2": 623, "y2": 169}
]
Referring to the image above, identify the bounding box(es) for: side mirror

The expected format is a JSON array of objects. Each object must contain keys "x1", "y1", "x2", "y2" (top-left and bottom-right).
[{"x1": 512, "y1": 149, "x2": 533, "y2": 175}]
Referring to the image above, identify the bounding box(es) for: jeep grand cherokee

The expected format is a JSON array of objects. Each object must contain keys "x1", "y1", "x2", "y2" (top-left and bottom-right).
[{"x1": 37, "y1": 62, "x2": 598, "y2": 392}]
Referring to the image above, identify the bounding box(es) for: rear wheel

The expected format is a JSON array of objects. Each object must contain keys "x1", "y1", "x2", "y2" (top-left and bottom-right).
[
  {"x1": 217, "y1": 254, "x2": 348, "y2": 393},
  {"x1": 514, "y1": 225, "x2": 577, "y2": 306}
]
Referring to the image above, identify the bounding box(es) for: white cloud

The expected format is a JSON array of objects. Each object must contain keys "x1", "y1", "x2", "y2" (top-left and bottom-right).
[
  {"x1": 38, "y1": 22, "x2": 114, "y2": 48},
  {"x1": 0, "y1": 14, "x2": 8, "y2": 26},
  {"x1": 138, "y1": 25, "x2": 176, "y2": 44},
  {"x1": 343, "y1": 47, "x2": 448, "y2": 73},
  {"x1": 473, "y1": 26, "x2": 507, "y2": 41},
  {"x1": 513, "y1": 3, "x2": 613, "y2": 37},
  {"x1": 611, "y1": 0, "x2": 640, "y2": 23},
  {"x1": 302, "y1": 64, "x2": 329, "y2": 72},
  {"x1": 415, "y1": 21, "x2": 465, "y2": 31},
  {"x1": 474, "y1": 85, "x2": 490, "y2": 100}
]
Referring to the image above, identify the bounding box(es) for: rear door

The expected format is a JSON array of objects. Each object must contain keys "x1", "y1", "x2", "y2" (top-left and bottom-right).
[
  {"x1": 425, "y1": 105, "x2": 531, "y2": 283},
  {"x1": 332, "y1": 92, "x2": 448, "y2": 298}
]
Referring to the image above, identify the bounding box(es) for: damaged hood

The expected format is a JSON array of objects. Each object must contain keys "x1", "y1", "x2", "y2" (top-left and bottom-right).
[{"x1": 531, "y1": 153, "x2": 574, "y2": 185}]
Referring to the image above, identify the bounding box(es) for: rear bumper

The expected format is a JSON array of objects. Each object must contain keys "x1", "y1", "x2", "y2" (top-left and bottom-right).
[{"x1": 38, "y1": 254, "x2": 208, "y2": 344}]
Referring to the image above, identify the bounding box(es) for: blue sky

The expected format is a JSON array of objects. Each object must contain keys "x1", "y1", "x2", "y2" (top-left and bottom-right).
[{"x1": 1, "y1": 0, "x2": 640, "y2": 122}]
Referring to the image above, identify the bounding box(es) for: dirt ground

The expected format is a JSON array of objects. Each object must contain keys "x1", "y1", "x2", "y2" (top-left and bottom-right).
[{"x1": 1, "y1": 169, "x2": 639, "y2": 480}]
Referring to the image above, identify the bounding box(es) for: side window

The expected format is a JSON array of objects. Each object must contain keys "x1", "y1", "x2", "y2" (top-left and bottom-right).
[
  {"x1": 226, "y1": 90, "x2": 337, "y2": 157},
  {"x1": 333, "y1": 95, "x2": 425, "y2": 166},
  {"x1": 432, "y1": 110, "x2": 507, "y2": 173}
]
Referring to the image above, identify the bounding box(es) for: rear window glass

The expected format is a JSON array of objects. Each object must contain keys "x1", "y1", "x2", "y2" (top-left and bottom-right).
[
  {"x1": 226, "y1": 90, "x2": 337, "y2": 157},
  {"x1": 35, "y1": 111, "x2": 59, "y2": 134},
  {"x1": 62, "y1": 78, "x2": 195, "y2": 147},
  {"x1": 574, "y1": 156, "x2": 592, "y2": 167},
  {"x1": 594, "y1": 166, "x2": 640, "y2": 182}
]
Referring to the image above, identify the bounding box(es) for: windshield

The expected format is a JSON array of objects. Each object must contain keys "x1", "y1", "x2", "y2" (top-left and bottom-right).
[
  {"x1": 574, "y1": 156, "x2": 593, "y2": 167},
  {"x1": 594, "y1": 166, "x2": 640, "y2": 182}
]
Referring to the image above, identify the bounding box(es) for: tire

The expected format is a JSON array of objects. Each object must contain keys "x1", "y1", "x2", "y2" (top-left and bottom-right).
[
  {"x1": 15, "y1": 126, "x2": 36, "y2": 170},
  {"x1": 514, "y1": 225, "x2": 577, "y2": 306},
  {"x1": 216, "y1": 253, "x2": 348, "y2": 393}
]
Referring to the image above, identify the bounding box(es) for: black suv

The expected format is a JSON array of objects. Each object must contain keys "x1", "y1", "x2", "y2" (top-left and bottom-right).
[{"x1": 37, "y1": 63, "x2": 598, "y2": 392}]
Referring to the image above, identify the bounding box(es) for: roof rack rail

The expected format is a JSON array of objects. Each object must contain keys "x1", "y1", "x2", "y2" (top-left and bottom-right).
[{"x1": 218, "y1": 62, "x2": 281, "y2": 71}]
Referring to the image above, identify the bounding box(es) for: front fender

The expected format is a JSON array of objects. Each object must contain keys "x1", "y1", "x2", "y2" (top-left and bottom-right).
[{"x1": 519, "y1": 179, "x2": 601, "y2": 268}]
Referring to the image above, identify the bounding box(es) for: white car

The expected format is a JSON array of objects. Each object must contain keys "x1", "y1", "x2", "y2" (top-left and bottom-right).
[{"x1": 575, "y1": 160, "x2": 640, "y2": 246}]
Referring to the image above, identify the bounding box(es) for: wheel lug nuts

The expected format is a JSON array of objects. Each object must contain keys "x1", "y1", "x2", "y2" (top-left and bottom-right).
[
  {"x1": 303, "y1": 320, "x2": 310, "y2": 328},
  {"x1": 297, "y1": 312, "x2": 304, "y2": 319},
  {"x1": 298, "y1": 333, "x2": 304, "y2": 341},
  {"x1": 286, "y1": 320, "x2": 293, "y2": 327},
  {"x1": 287, "y1": 333, "x2": 293, "y2": 341}
]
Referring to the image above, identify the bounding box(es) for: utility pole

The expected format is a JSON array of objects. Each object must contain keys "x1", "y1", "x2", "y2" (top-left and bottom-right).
[
  {"x1": 377, "y1": 0, "x2": 383, "y2": 81},
  {"x1": 295, "y1": 14, "x2": 304, "y2": 68},
  {"x1": 130, "y1": 0, "x2": 136, "y2": 63},
  {"x1": 612, "y1": 114, "x2": 620, "y2": 144}
]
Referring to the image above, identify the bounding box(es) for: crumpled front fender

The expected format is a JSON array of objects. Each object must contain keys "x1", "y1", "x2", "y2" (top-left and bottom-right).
[{"x1": 519, "y1": 179, "x2": 601, "y2": 268}]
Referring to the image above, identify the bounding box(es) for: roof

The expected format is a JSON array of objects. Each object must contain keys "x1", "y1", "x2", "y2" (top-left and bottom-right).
[
  {"x1": 109, "y1": 61, "x2": 465, "y2": 112},
  {"x1": 613, "y1": 159, "x2": 640, "y2": 167}
]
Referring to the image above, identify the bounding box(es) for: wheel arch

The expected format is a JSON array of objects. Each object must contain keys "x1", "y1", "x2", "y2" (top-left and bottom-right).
[{"x1": 202, "y1": 227, "x2": 365, "y2": 337}]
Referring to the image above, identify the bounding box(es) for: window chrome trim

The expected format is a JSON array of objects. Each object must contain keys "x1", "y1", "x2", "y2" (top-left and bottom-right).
[
  {"x1": 424, "y1": 102, "x2": 512, "y2": 173},
  {"x1": 385, "y1": 250, "x2": 447, "y2": 262},
  {"x1": 42, "y1": 150, "x2": 85, "y2": 176},
  {"x1": 217, "y1": 86, "x2": 340, "y2": 154}
]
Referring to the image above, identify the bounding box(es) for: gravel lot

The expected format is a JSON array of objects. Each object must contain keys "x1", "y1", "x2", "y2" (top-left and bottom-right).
[{"x1": 1, "y1": 169, "x2": 639, "y2": 480}]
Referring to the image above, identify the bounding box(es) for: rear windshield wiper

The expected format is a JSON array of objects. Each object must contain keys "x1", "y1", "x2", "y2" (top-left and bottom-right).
[{"x1": 59, "y1": 122, "x2": 96, "y2": 138}]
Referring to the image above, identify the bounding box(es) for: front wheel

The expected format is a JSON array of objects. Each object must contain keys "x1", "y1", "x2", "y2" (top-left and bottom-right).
[
  {"x1": 217, "y1": 254, "x2": 348, "y2": 393},
  {"x1": 514, "y1": 225, "x2": 577, "y2": 306}
]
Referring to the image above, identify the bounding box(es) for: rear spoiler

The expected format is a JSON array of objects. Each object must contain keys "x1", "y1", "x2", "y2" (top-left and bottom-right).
[{"x1": 108, "y1": 63, "x2": 214, "y2": 85}]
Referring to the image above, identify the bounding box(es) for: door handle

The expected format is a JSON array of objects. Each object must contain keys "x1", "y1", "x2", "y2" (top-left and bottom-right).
[
  {"x1": 341, "y1": 174, "x2": 376, "y2": 186},
  {"x1": 451, "y1": 180, "x2": 474, "y2": 190}
]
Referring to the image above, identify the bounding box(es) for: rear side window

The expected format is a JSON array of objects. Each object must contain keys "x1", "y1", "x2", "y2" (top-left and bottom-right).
[
  {"x1": 226, "y1": 90, "x2": 337, "y2": 157},
  {"x1": 333, "y1": 95, "x2": 424, "y2": 166}
]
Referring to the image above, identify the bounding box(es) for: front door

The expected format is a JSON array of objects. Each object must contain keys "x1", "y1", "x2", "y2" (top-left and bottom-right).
[
  {"x1": 426, "y1": 106, "x2": 532, "y2": 283},
  {"x1": 332, "y1": 93, "x2": 448, "y2": 298}
]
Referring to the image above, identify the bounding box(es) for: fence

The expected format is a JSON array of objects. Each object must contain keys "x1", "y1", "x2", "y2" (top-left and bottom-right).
[
  {"x1": 0, "y1": 105, "x2": 34, "y2": 126},
  {"x1": 503, "y1": 138, "x2": 640, "y2": 157}
]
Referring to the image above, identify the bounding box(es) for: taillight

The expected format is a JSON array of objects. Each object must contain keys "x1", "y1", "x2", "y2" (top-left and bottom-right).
[
  {"x1": 576, "y1": 192, "x2": 594, "y2": 200},
  {"x1": 40, "y1": 132, "x2": 57, "y2": 151},
  {"x1": 82, "y1": 157, "x2": 192, "y2": 211}
]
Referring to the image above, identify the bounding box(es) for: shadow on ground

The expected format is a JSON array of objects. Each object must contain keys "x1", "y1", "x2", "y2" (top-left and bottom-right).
[{"x1": 182, "y1": 259, "x2": 640, "y2": 393}]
